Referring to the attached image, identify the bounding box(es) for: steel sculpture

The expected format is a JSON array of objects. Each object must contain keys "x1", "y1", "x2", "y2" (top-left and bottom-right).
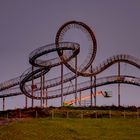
[{"x1": 0, "y1": 21, "x2": 140, "y2": 110}]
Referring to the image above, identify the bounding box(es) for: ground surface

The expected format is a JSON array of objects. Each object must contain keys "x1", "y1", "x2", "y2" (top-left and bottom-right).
[{"x1": 0, "y1": 118, "x2": 140, "y2": 140}]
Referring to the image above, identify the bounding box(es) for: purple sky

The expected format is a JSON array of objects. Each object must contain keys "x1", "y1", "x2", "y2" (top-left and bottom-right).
[{"x1": 0, "y1": 0, "x2": 140, "y2": 109}]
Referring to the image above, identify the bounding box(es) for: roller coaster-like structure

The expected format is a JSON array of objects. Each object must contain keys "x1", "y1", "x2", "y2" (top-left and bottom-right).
[{"x1": 0, "y1": 21, "x2": 140, "y2": 110}]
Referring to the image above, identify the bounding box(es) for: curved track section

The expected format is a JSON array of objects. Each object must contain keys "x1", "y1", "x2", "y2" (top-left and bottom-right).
[
  {"x1": 0, "y1": 54, "x2": 140, "y2": 92},
  {"x1": 0, "y1": 75, "x2": 140, "y2": 98},
  {"x1": 47, "y1": 75, "x2": 140, "y2": 99}
]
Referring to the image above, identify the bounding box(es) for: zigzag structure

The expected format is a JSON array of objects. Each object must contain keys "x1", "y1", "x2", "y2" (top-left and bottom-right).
[{"x1": 0, "y1": 21, "x2": 140, "y2": 110}]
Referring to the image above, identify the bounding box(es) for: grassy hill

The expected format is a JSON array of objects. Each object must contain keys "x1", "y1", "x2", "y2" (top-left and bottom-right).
[{"x1": 0, "y1": 118, "x2": 140, "y2": 140}]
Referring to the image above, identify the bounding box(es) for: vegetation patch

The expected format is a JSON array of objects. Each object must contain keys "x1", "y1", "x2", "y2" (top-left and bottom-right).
[{"x1": 0, "y1": 118, "x2": 140, "y2": 140}]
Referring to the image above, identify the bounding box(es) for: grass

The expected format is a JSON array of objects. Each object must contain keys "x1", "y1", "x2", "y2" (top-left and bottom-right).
[{"x1": 0, "y1": 118, "x2": 140, "y2": 140}]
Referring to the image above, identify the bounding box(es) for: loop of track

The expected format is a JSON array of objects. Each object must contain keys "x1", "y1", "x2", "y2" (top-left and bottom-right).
[
  {"x1": 55, "y1": 20, "x2": 97, "y2": 76},
  {"x1": 20, "y1": 42, "x2": 80, "y2": 99}
]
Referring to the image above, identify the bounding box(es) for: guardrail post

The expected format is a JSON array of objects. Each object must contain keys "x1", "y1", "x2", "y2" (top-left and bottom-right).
[
  {"x1": 123, "y1": 110, "x2": 126, "y2": 118},
  {"x1": 35, "y1": 110, "x2": 38, "y2": 118},
  {"x1": 51, "y1": 110, "x2": 54, "y2": 119},
  {"x1": 80, "y1": 111, "x2": 83, "y2": 119},
  {"x1": 19, "y1": 109, "x2": 21, "y2": 118},
  {"x1": 94, "y1": 111, "x2": 97, "y2": 118},
  {"x1": 3, "y1": 97, "x2": 5, "y2": 111},
  {"x1": 109, "y1": 110, "x2": 112, "y2": 118},
  {"x1": 66, "y1": 111, "x2": 69, "y2": 119},
  {"x1": 6, "y1": 112, "x2": 9, "y2": 119},
  {"x1": 137, "y1": 110, "x2": 139, "y2": 118}
]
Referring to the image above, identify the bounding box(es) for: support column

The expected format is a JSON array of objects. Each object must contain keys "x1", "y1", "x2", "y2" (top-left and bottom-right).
[
  {"x1": 94, "y1": 76, "x2": 96, "y2": 107},
  {"x1": 61, "y1": 63, "x2": 64, "y2": 106},
  {"x1": 79, "y1": 91, "x2": 82, "y2": 106},
  {"x1": 31, "y1": 66, "x2": 34, "y2": 108},
  {"x1": 118, "y1": 62, "x2": 121, "y2": 107},
  {"x1": 40, "y1": 70, "x2": 43, "y2": 107},
  {"x1": 45, "y1": 74, "x2": 48, "y2": 107},
  {"x1": 3, "y1": 97, "x2": 5, "y2": 111},
  {"x1": 90, "y1": 65, "x2": 93, "y2": 106},
  {"x1": 46, "y1": 88, "x2": 48, "y2": 107},
  {"x1": 75, "y1": 56, "x2": 78, "y2": 106},
  {"x1": 25, "y1": 96, "x2": 27, "y2": 108},
  {"x1": 43, "y1": 74, "x2": 45, "y2": 107}
]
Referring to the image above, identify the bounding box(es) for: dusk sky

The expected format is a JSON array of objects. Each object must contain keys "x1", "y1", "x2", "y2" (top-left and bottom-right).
[{"x1": 0, "y1": 0, "x2": 140, "y2": 109}]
